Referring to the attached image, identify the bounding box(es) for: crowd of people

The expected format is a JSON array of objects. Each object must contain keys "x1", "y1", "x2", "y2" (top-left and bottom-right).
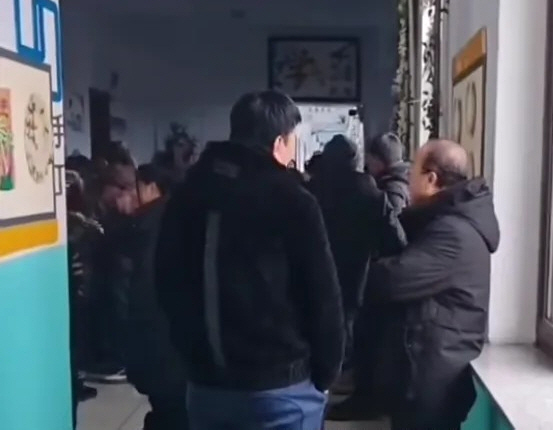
[{"x1": 65, "y1": 90, "x2": 500, "y2": 430}]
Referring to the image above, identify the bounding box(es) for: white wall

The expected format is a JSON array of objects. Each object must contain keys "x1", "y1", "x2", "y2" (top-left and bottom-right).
[
  {"x1": 61, "y1": 7, "x2": 398, "y2": 162},
  {"x1": 61, "y1": 3, "x2": 98, "y2": 157},
  {"x1": 490, "y1": 0, "x2": 547, "y2": 343},
  {"x1": 446, "y1": 0, "x2": 548, "y2": 343}
]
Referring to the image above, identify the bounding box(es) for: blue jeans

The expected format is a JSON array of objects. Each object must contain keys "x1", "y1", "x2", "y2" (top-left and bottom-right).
[{"x1": 187, "y1": 380, "x2": 327, "y2": 430}]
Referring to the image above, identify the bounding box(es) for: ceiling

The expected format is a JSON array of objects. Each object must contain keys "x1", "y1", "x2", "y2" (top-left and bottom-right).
[{"x1": 77, "y1": 0, "x2": 395, "y2": 29}]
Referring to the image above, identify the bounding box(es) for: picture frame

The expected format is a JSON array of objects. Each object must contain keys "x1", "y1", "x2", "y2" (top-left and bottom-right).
[
  {"x1": 268, "y1": 37, "x2": 361, "y2": 103},
  {"x1": 452, "y1": 28, "x2": 487, "y2": 178},
  {"x1": 0, "y1": 47, "x2": 56, "y2": 228}
]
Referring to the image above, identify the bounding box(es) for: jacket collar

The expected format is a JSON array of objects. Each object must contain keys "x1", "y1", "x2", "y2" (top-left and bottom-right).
[
  {"x1": 134, "y1": 196, "x2": 167, "y2": 227},
  {"x1": 400, "y1": 178, "x2": 487, "y2": 233},
  {"x1": 199, "y1": 141, "x2": 286, "y2": 175}
]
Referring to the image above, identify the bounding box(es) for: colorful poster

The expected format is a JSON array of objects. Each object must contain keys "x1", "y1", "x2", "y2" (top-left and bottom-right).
[
  {"x1": 0, "y1": 48, "x2": 55, "y2": 229},
  {"x1": 0, "y1": 88, "x2": 14, "y2": 190}
]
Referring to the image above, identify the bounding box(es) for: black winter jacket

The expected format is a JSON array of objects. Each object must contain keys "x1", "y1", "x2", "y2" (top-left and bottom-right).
[
  {"x1": 156, "y1": 141, "x2": 345, "y2": 392},
  {"x1": 126, "y1": 198, "x2": 186, "y2": 395},
  {"x1": 367, "y1": 178, "x2": 500, "y2": 428},
  {"x1": 307, "y1": 170, "x2": 405, "y2": 316}
]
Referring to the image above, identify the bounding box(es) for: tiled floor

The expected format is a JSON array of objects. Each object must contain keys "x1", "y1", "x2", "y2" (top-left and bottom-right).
[{"x1": 77, "y1": 383, "x2": 390, "y2": 430}]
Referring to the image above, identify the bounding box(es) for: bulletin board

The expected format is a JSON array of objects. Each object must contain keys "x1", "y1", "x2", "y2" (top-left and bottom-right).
[
  {"x1": 296, "y1": 104, "x2": 364, "y2": 171},
  {"x1": 0, "y1": 48, "x2": 57, "y2": 256}
]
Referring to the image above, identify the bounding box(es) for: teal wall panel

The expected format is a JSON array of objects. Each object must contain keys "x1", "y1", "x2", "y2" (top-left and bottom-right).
[
  {"x1": 0, "y1": 246, "x2": 72, "y2": 430},
  {"x1": 463, "y1": 377, "x2": 514, "y2": 430}
]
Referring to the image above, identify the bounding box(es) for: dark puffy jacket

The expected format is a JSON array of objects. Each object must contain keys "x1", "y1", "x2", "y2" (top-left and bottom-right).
[
  {"x1": 126, "y1": 198, "x2": 186, "y2": 395},
  {"x1": 306, "y1": 170, "x2": 405, "y2": 316},
  {"x1": 156, "y1": 141, "x2": 345, "y2": 392},
  {"x1": 67, "y1": 211, "x2": 104, "y2": 303},
  {"x1": 367, "y1": 178, "x2": 500, "y2": 429},
  {"x1": 376, "y1": 161, "x2": 410, "y2": 212}
]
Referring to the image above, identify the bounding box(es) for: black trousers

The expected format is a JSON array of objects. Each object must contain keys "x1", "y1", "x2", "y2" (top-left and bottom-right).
[
  {"x1": 352, "y1": 304, "x2": 385, "y2": 395},
  {"x1": 143, "y1": 387, "x2": 189, "y2": 430},
  {"x1": 342, "y1": 310, "x2": 356, "y2": 370}
]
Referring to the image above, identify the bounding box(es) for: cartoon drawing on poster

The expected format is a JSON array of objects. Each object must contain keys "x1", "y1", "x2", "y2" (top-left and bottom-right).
[
  {"x1": 24, "y1": 92, "x2": 53, "y2": 183},
  {"x1": 0, "y1": 89, "x2": 15, "y2": 191},
  {"x1": 0, "y1": 48, "x2": 55, "y2": 228}
]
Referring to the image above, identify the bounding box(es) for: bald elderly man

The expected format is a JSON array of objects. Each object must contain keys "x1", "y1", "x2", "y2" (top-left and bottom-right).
[{"x1": 365, "y1": 140, "x2": 500, "y2": 430}]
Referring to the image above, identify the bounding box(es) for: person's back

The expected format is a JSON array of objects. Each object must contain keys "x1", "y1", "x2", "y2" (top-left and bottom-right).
[
  {"x1": 125, "y1": 164, "x2": 187, "y2": 430},
  {"x1": 156, "y1": 91, "x2": 344, "y2": 430},
  {"x1": 66, "y1": 170, "x2": 104, "y2": 428},
  {"x1": 307, "y1": 135, "x2": 406, "y2": 410},
  {"x1": 86, "y1": 162, "x2": 137, "y2": 383},
  {"x1": 306, "y1": 135, "x2": 391, "y2": 317}
]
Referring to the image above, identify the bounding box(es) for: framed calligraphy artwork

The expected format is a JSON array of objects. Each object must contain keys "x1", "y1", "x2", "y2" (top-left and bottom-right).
[{"x1": 268, "y1": 37, "x2": 361, "y2": 103}]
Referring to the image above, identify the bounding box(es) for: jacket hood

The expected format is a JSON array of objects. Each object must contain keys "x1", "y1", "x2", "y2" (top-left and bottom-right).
[
  {"x1": 403, "y1": 178, "x2": 500, "y2": 253},
  {"x1": 378, "y1": 161, "x2": 410, "y2": 184},
  {"x1": 186, "y1": 141, "x2": 290, "y2": 210},
  {"x1": 435, "y1": 178, "x2": 500, "y2": 253}
]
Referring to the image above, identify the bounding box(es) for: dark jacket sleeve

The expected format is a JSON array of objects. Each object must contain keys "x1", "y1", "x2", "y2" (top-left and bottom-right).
[
  {"x1": 386, "y1": 186, "x2": 409, "y2": 213},
  {"x1": 379, "y1": 171, "x2": 410, "y2": 213},
  {"x1": 376, "y1": 193, "x2": 408, "y2": 258},
  {"x1": 288, "y1": 189, "x2": 345, "y2": 391},
  {"x1": 367, "y1": 218, "x2": 461, "y2": 302},
  {"x1": 155, "y1": 190, "x2": 186, "y2": 322}
]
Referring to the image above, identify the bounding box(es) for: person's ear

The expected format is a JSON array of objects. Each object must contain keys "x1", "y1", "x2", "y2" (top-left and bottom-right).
[
  {"x1": 427, "y1": 170, "x2": 439, "y2": 187},
  {"x1": 274, "y1": 134, "x2": 286, "y2": 148}
]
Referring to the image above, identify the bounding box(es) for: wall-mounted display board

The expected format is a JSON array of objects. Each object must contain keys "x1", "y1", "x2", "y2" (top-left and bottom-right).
[
  {"x1": 0, "y1": 48, "x2": 58, "y2": 257},
  {"x1": 452, "y1": 28, "x2": 487, "y2": 178},
  {"x1": 296, "y1": 104, "x2": 364, "y2": 171}
]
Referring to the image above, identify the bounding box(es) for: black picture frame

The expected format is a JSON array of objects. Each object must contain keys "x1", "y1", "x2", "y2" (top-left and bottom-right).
[{"x1": 268, "y1": 36, "x2": 361, "y2": 103}]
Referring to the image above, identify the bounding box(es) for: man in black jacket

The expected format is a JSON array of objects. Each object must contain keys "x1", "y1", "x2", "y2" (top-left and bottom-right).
[
  {"x1": 86, "y1": 162, "x2": 136, "y2": 383},
  {"x1": 156, "y1": 91, "x2": 344, "y2": 430},
  {"x1": 367, "y1": 140, "x2": 500, "y2": 430},
  {"x1": 306, "y1": 135, "x2": 404, "y2": 372},
  {"x1": 126, "y1": 164, "x2": 188, "y2": 430}
]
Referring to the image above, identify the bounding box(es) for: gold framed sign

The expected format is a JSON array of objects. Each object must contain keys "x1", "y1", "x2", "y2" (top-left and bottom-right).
[{"x1": 452, "y1": 28, "x2": 487, "y2": 177}]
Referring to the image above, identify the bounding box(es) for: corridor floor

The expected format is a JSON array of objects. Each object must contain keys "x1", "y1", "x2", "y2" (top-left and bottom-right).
[{"x1": 77, "y1": 383, "x2": 390, "y2": 430}]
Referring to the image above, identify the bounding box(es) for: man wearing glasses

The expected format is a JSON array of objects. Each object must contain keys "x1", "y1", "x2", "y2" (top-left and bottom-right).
[{"x1": 366, "y1": 140, "x2": 500, "y2": 430}]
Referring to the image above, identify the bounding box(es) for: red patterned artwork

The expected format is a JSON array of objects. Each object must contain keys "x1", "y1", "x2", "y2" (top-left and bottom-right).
[{"x1": 0, "y1": 88, "x2": 14, "y2": 191}]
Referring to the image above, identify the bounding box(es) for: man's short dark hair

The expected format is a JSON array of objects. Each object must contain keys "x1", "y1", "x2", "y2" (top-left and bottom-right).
[
  {"x1": 230, "y1": 91, "x2": 301, "y2": 149},
  {"x1": 136, "y1": 163, "x2": 172, "y2": 195},
  {"x1": 367, "y1": 132, "x2": 403, "y2": 166}
]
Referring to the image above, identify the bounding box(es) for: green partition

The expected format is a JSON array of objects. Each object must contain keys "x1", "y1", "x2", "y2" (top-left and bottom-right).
[
  {"x1": 0, "y1": 247, "x2": 71, "y2": 430},
  {"x1": 463, "y1": 377, "x2": 514, "y2": 430}
]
